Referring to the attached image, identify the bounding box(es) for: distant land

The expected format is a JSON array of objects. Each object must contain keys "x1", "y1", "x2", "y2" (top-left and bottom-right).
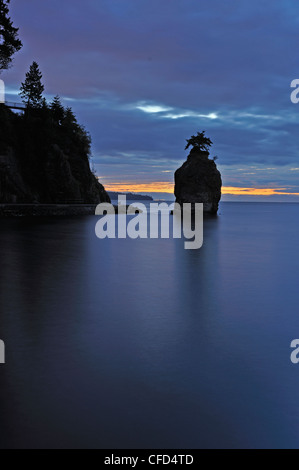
[{"x1": 108, "y1": 192, "x2": 153, "y2": 201}]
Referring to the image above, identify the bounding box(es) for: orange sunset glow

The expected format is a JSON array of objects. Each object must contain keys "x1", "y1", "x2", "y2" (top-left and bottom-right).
[{"x1": 103, "y1": 182, "x2": 299, "y2": 196}]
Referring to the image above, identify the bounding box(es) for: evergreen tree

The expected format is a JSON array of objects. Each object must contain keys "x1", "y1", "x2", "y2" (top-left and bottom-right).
[
  {"x1": 185, "y1": 131, "x2": 213, "y2": 152},
  {"x1": 0, "y1": 0, "x2": 22, "y2": 72},
  {"x1": 63, "y1": 107, "x2": 77, "y2": 128},
  {"x1": 51, "y1": 95, "x2": 65, "y2": 125},
  {"x1": 19, "y1": 61, "x2": 44, "y2": 108}
]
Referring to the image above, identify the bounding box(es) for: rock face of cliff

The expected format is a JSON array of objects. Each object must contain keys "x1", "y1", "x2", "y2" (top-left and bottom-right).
[
  {"x1": 0, "y1": 146, "x2": 109, "y2": 204},
  {"x1": 174, "y1": 147, "x2": 222, "y2": 214},
  {"x1": 0, "y1": 104, "x2": 110, "y2": 204}
]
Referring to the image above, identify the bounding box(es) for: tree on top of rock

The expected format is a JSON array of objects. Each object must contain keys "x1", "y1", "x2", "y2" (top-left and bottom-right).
[
  {"x1": 20, "y1": 61, "x2": 44, "y2": 108},
  {"x1": 185, "y1": 131, "x2": 213, "y2": 152},
  {"x1": 0, "y1": 0, "x2": 22, "y2": 73}
]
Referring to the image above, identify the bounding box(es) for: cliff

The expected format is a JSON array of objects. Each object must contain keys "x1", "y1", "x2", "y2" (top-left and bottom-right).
[
  {"x1": 174, "y1": 147, "x2": 222, "y2": 214},
  {"x1": 0, "y1": 104, "x2": 110, "y2": 205}
]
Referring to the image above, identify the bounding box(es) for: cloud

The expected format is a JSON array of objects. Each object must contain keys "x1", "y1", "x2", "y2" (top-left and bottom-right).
[
  {"x1": 136, "y1": 104, "x2": 172, "y2": 114},
  {"x1": 4, "y1": 0, "x2": 299, "y2": 192},
  {"x1": 135, "y1": 102, "x2": 218, "y2": 120},
  {"x1": 222, "y1": 187, "x2": 299, "y2": 196},
  {"x1": 100, "y1": 180, "x2": 299, "y2": 197},
  {"x1": 162, "y1": 112, "x2": 218, "y2": 120}
]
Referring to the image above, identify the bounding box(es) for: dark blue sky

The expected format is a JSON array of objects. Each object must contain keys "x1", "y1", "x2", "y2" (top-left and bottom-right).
[{"x1": 3, "y1": 0, "x2": 299, "y2": 199}]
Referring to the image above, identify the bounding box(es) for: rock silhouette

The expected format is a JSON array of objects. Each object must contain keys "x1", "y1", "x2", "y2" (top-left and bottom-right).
[
  {"x1": 0, "y1": 104, "x2": 110, "y2": 205},
  {"x1": 175, "y1": 147, "x2": 222, "y2": 214}
]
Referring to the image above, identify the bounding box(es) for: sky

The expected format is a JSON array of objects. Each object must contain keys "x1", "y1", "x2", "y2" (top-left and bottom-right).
[{"x1": 3, "y1": 0, "x2": 299, "y2": 200}]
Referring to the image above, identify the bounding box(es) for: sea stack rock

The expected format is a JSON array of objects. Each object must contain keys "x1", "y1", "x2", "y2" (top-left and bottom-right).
[{"x1": 174, "y1": 147, "x2": 222, "y2": 214}]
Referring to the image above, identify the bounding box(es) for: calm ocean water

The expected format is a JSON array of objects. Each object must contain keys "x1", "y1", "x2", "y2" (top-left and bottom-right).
[{"x1": 1, "y1": 202, "x2": 299, "y2": 449}]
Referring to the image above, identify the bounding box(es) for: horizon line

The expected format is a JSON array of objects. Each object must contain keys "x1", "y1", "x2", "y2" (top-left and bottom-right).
[{"x1": 101, "y1": 181, "x2": 299, "y2": 197}]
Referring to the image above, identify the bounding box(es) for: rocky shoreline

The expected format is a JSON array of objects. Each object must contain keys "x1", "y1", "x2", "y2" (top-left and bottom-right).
[
  {"x1": 0, "y1": 204, "x2": 140, "y2": 217},
  {"x1": 0, "y1": 204, "x2": 99, "y2": 217}
]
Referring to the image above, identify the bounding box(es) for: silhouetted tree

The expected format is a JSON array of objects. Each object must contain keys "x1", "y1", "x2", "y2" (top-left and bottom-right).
[
  {"x1": 63, "y1": 107, "x2": 77, "y2": 127},
  {"x1": 0, "y1": 0, "x2": 22, "y2": 72},
  {"x1": 51, "y1": 95, "x2": 65, "y2": 125},
  {"x1": 185, "y1": 131, "x2": 213, "y2": 152},
  {"x1": 20, "y1": 61, "x2": 44, "y2": 108}
]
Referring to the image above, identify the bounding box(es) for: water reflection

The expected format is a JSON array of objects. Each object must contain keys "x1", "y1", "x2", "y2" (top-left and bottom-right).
[{"x1": 0, "y1": 205, "x2": 299, "y2": 448}]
